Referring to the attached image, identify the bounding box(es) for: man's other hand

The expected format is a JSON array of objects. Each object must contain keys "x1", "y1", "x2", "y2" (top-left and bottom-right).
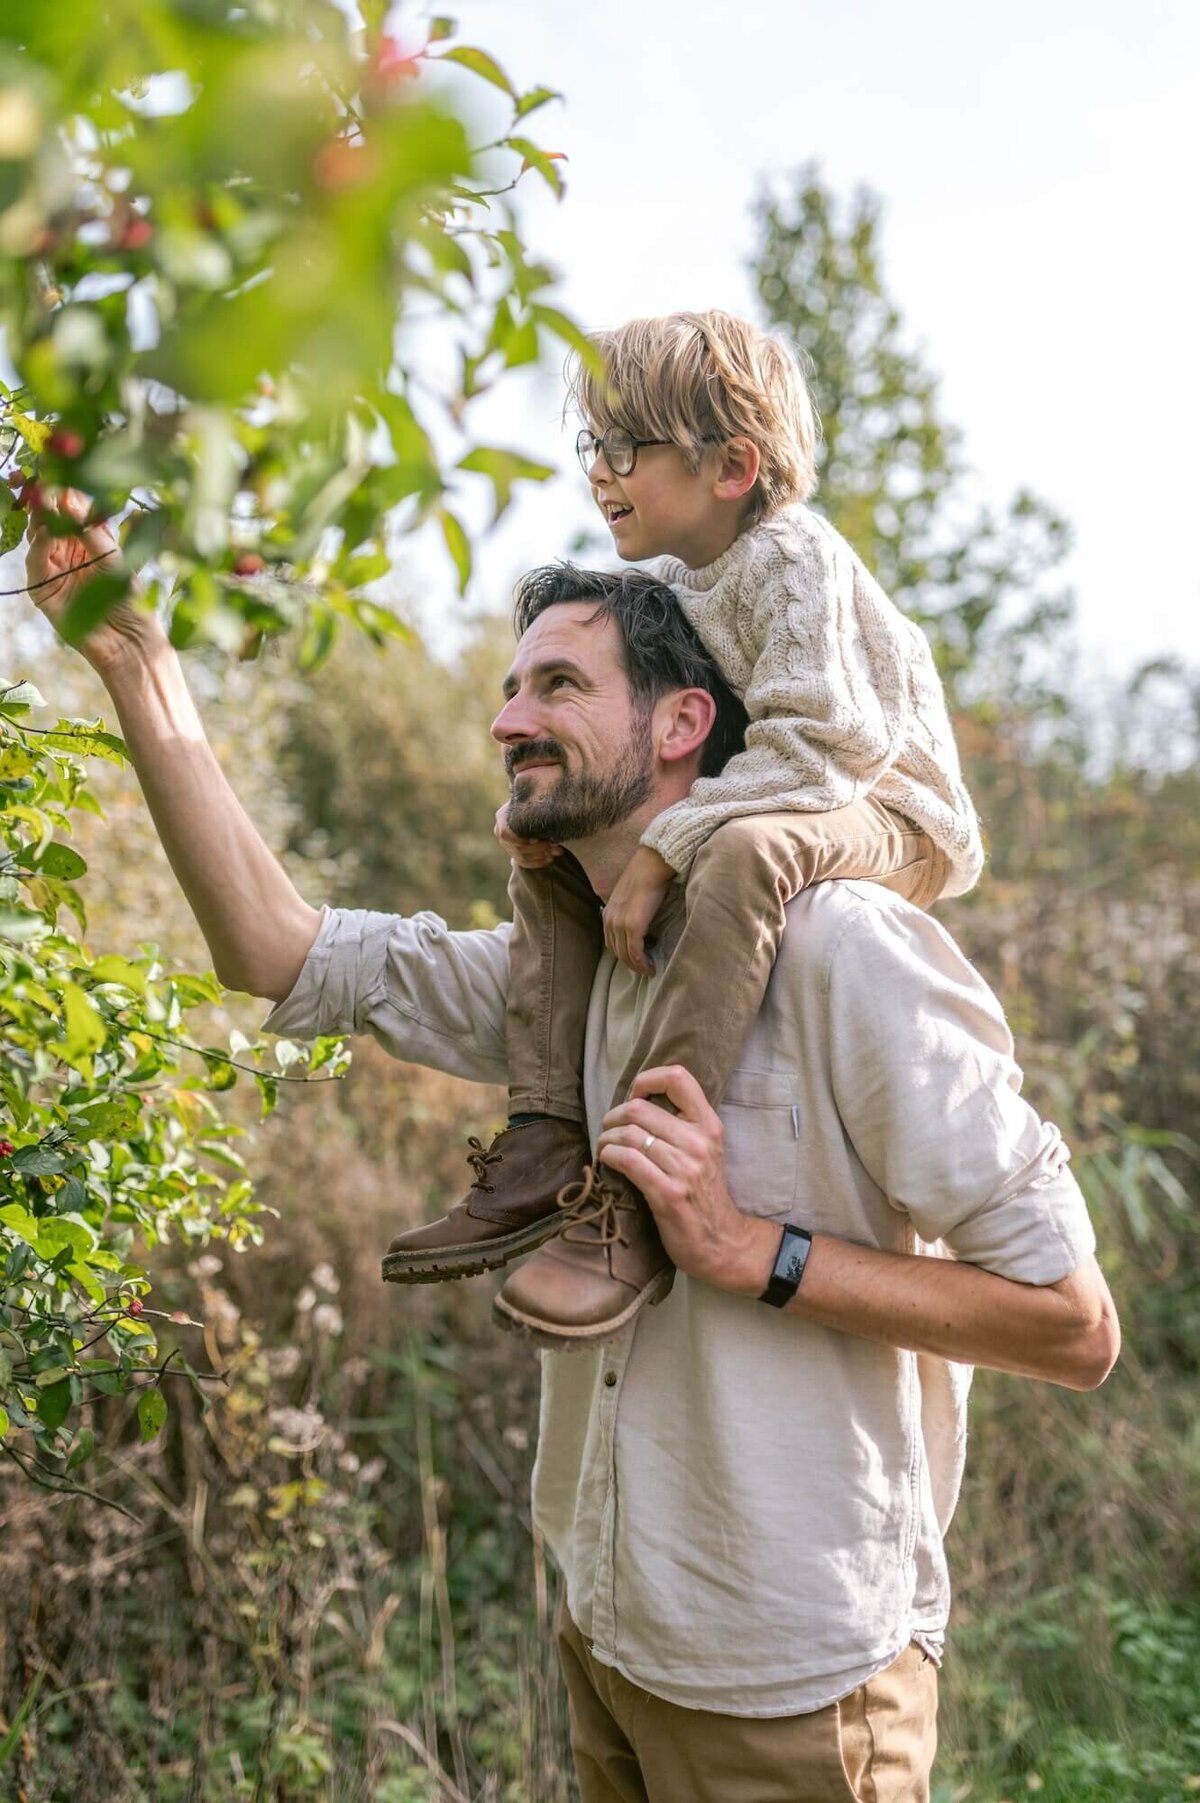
[
  {"x1": 494, "y1": 802, "x2": 563, "y2": 870},
  {"x1": 597, "y1": 1064, "x2": 775, "y2": 1292}
]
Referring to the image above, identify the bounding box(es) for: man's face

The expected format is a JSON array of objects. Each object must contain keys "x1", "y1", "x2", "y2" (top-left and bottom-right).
[{"x1": 491, "y1": 602, "x2": 655, "y2": 843}]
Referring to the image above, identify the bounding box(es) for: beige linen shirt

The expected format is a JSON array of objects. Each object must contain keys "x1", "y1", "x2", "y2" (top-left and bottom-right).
[{"x1": 264, "y1": 880, "x2": 1095, "y2": 1717}]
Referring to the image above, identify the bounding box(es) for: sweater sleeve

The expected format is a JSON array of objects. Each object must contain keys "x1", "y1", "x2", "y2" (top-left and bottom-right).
[{"x1": 642, "y1": 521, "x2": 914, "y2": 876}]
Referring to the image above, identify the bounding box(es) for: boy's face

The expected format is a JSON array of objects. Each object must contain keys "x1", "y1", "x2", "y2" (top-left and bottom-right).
[{"x1": 584, "y1": 431, "x2": 732, "y2": 568}]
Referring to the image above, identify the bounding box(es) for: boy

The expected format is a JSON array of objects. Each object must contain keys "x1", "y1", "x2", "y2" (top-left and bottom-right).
[{"x1": 383, "y1": 311, "x2": 983, "y2": 1347}]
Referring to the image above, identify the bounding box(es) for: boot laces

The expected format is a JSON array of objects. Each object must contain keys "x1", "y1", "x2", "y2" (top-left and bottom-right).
[
  {"x1": 555, "y1": 1165, "x2": 637, "y2": 1247},
  {"x1": 466, "y1": 1134, "x2": 503, "y2": 1192}
]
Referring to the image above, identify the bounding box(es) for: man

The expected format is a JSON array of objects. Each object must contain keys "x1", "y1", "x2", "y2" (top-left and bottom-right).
[{"x1": 28, "y1": 512, "x2": 1118, "y2": 1802}]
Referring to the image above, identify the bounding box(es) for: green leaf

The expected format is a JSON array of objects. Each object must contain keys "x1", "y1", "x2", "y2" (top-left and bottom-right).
[
  {"x1": 428, "y1": 16, "x2": 456, "y2": 41},
  {"x1": 531, "y1": 304, "x2": 605, "y2": 373},
  {"x1": 0, "y1": 1205, "x2": 41, "y2": 1247},
  {"x1": 138, "y1": 1388, "x2": 168, "y2": 1442},
  {"x1": 0, "y1": 511, "x2": 27, "y2": 557},
  {"x1": 88, "y1": 955, "x2": 147, "y2": 995},
  {"x1": 51, "y1": 982, "x2": 108, "y2": 1077},
  {"x1": 68, "y1": 1094, "x2": 140, "y2": 1138},
  {"x1": 39, "y1": 726, "x2": 127, "y2": 763},
  {"x1": 55, "y1": 1174, "x2": 88, "y2": 1213},
  {"x1": 0, "y1": 681, "x2": 45, "y2": 715},
  {"x1": 60, "y1": 572, "x2": 133, "y2": 649},
  {"x1": 440, "y1": 45, "x2": 516, "y2": 96},
  {"x1": 515, "y1": 85, "x2": 562, "y2": 121},
  {"x1": 35, "y1": 1216, "x2": 98, "y2": 1258},
  {"x1": 38, "y1": 1378, "x2": 72, "y2": 1433},
  {"x1": 10, "y1": 1145, "x2": 69, "y2": 1177},
  {"x1": 438, "y1": 507, "x2": 472, "y2": 593},
  {"x1": 15, "y1": 841, "x2": 88, "y2": 881},
  {"x1": 0, "y1": 1407, "x2": 8, "y2": 1438},
  {"x1": 457, "y1": 446, "x2": 555, "y2": 524},
  {"x1": 0, "y1": 906, "x2": 49, "y2": 943},
  {"x1": 67, "y1": 1427, "x2": 95, "y2": 1470},
  {"x1": 505, "y1": 137, "x2": 567, "y2": 197}
]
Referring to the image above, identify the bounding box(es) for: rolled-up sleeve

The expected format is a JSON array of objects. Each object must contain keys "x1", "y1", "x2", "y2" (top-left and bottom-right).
[
  {"x1": 828, "y1": 900, "x2": 1096, "y2": 1284},
  {"x1": 262, "y1": 905, "x2": 512, "y2": 1088}
]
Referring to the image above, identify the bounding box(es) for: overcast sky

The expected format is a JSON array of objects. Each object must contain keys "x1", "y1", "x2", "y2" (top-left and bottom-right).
[{"x1": 413, "y1": 0, "x2": 1200, "y2": 676}]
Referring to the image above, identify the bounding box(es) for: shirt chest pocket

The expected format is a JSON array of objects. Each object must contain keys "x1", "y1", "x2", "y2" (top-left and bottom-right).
[{"x1": 718, "y1": 1070, "x2": 801, "y2": 1220}]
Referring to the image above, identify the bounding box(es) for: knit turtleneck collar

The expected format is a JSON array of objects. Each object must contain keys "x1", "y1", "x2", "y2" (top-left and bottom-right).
[
  {"x1": 655, "y1": 503, "x2": 804, "y2": 593},
  {"x1": 654, "y1": 520, "x2": 759, "y2": 593}
]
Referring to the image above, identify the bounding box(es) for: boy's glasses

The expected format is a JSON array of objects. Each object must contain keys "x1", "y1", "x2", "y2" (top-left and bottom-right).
[{"x1": 575, "y1": 426, "x2": 669, "y2": 479}]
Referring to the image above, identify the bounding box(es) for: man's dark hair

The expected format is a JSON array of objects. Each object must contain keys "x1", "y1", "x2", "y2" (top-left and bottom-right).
[{"x1": 511, "y1": 563, "x2": 748, "y2": 780}]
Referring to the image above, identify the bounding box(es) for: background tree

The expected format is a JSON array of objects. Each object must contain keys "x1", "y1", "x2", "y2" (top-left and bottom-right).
[{"x1": 752, "y1": 168, "x2": 1073, "y2": 705}]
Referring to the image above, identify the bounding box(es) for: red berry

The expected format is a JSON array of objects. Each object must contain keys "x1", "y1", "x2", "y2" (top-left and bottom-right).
[
  {"x1": 127, "y1": 1296, "x2": 144, "y2": 1316},
  {"x1": 17, "y1": 481, "x2": 46, "y2": 516},
  {"x1": 121, "y1": 219, "x2": 154, "y2": 250},
  {"x1": 49, "y1": 428, "x2": 85, "y2": 459},
  {"x1": 233, "y1": 553, "x2": 265, "y2": 577},
  {"x1": 0, "y1": 1139, "x2": 15, "y2": 1157},
  {"x1": 376, "y1": 36, "x2": 420, "y2": 81},
  {"x1": 311, "y1": 139, "x2": 376, "y2": 191}
]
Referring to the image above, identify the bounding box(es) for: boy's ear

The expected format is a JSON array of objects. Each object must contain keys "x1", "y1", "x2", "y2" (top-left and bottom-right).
[
  {"x1": 656, "y1": 687, "x2": 718, "y2": 765},
  {"x1": 710, "y1": 437, "x2": 761, "y2": 503}
]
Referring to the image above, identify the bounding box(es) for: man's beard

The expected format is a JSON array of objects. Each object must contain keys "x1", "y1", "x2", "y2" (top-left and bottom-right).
[{"x1": 506, "y1": 712, "x2": 654, "y2": 843}]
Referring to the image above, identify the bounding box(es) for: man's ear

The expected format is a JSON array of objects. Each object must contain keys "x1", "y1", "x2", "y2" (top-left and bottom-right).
[
  {"x1": 710, "y1": 437, "x2": 761, "y2": 503},
  {"x1": 656, "y1": 688, "x2": 718, "y2": 766}
]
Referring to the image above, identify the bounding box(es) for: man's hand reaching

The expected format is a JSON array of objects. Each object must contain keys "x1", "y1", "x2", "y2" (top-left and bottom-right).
[
  {"x1": 19, "y1": 485, "x2": 158, "y2": 676},
  {"x1": 602, "y1": 844, "x2": 675, "y2": 975}
]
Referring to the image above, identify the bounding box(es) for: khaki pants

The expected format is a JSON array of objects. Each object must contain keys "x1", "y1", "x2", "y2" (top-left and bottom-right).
[
  {"x1": 557, "y1": 1604, "x2": 938, "y2": 1803},
  {"x1": 507, "y1": 801, "x2": 949, "y2": 1123}
]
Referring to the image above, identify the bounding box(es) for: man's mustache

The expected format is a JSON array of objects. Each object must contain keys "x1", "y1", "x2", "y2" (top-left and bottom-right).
[{"x1": 505, "y1": 740, "x2": 565, "y2": 781}]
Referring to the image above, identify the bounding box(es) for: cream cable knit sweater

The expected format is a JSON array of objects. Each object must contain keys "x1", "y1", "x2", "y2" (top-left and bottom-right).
[{"x1": 644, "y1": 502, "x2": 985, "y2": 897}]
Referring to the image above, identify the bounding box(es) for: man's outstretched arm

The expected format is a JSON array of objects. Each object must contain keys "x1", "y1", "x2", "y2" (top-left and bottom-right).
[
  {"x1": 597, "y1": 1066, "x2": 1120, "y2": 1393},
  {"x1": 23, "y1": 500, "x2": 321, "y2": 1000}
]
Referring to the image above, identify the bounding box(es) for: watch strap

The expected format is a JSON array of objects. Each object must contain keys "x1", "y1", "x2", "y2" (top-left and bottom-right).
[{"x1": 758, "y1": 1224, "x2": 813, "y2": 1308}]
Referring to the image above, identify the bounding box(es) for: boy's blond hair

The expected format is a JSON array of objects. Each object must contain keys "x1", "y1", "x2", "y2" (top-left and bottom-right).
[{"x1": 566, "y1": 310, "x2": 819, "y2": 524}]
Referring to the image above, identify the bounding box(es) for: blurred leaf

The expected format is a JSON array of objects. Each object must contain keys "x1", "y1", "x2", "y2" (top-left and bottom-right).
[
  {"x1": 457, "y1": 445, "x2": 555, "y2": 523},
  {"x1": 440, "y1": 45, "x2": 515, "y2": 96}
]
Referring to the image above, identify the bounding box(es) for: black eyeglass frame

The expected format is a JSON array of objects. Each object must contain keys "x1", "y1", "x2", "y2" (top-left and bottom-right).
[{"x1": 575, "y1": 426, "x2": 670, "y2": 479}]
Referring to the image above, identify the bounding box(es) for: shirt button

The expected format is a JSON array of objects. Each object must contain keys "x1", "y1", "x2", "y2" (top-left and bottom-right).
[{"x1": 603, "y1": 1371, "x2": 618, "y2": 1388}]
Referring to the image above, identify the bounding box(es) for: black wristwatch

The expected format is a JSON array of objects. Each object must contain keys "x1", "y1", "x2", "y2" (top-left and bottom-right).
[{"x1": 758, "y1": 1223, "x2": 813, "y2": 1308}]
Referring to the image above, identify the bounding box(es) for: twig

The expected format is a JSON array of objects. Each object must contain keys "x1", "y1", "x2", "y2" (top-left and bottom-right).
[
  {"x1": 0, "y1": 550, "x2": 119, "y2": 598},
  {"x1": 374, "y1": 1721, "x2": 471, "y2": 1803},
  {"x1": 0, "y1": 1440, "x2": 140, "y2": 1523},
  {"x1": 124, "y1": 1023, "x2": 347, "y2": 1085}
]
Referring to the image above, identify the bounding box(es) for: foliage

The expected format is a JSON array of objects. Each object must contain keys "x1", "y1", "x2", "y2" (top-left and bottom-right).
[
  {"x1": 0, "y1": 0, "x2": 580, "y2": 654},
  {"x1": 0, "y1": 0, "x2": 581, "y2": 1493},
  {"x1": 0, "y1": 669, "x2": 351, "y2": 1490}
]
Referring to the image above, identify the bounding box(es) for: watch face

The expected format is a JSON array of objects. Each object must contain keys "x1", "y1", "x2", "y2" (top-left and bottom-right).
[{"x1": 784, "y1": 1247, "x2": 807, "y2": 1284}]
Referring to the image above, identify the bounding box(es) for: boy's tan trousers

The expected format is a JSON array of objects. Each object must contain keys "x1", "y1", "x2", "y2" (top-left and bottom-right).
[
  {"x1": 557, "y1": 1602, "x2": 939, "y2": 1803},
  {"x1": 506, "y1": 801, "x2": 949, "y2": 1124}
]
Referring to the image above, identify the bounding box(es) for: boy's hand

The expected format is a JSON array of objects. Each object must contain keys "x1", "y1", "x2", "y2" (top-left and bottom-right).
[
  {"x1": 494, "y1": 802, "x2": 563, "y2": 871},
  {"x1": 602, "y1": 845, "x2": 674, "y2": 976}
]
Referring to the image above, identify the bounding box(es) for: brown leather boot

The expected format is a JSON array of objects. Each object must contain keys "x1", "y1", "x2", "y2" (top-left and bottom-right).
[
  {"x1": 491, "y1": 1165, "x2": 675, "y2": 1348},
  {"x1": 381, "y1": 1117, "x2": 591, "y2": 1284}
]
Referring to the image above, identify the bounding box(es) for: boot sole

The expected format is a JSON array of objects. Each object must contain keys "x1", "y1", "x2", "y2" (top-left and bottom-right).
[
  {"x1": 490, "y1": 1267, "x2": 675, "y2": 1350},
  {"x1": 381, "y1": 1211, "x2": 566, "y2": 1285}
]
